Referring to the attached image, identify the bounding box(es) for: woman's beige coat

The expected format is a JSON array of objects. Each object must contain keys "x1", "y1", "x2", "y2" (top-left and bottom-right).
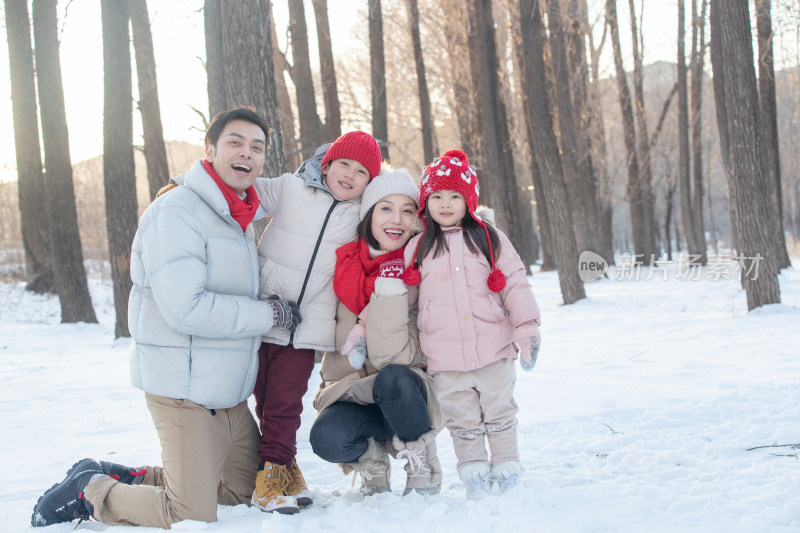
[{"x1": 313, "y1": 289, "x2": 444, "y2": 431}]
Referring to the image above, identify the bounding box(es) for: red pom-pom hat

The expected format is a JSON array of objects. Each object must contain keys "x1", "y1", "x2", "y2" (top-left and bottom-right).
[{"x1": 403, "y1": 149, "x2": 506, "y2": 292}]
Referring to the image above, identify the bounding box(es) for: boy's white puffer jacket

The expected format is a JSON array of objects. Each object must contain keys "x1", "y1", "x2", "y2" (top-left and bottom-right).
[
  {"x1": 253, "y1": 145, "x2": 361, "y2": 351},
  {"x1": 128, "y1": 160, "x2": 277, "y2": 409}
]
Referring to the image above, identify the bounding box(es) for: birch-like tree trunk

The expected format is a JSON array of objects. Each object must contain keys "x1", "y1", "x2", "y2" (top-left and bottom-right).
[
  {"x1": 288, "y1": 0, "x2": 323, "y2": 159},
  {"x1": 312, "y1": 0, "x2": 341, "y2": 141},
  {"x1": 369, "y1": 0, "x2": 390, "y2": 161}
]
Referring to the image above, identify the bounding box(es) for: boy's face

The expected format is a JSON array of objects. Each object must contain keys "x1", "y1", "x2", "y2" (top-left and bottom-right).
[
  {"x1": 205, "y1": 119, "x2": 266, "y2": 194},
  {"x1": 323, "y1": 158, "x2": 370, "y2": 201}
]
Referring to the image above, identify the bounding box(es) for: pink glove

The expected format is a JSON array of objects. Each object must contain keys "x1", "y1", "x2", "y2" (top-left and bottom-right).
[
  {"x1": 378, "y1": 258, "x2": 405, "y2": 279},
  {"x1": 517, "y1": 336, "x2": 540, "y2": 371},
  {"x1": 342, "y1": 323, "x2": 367, "y2": 369}
]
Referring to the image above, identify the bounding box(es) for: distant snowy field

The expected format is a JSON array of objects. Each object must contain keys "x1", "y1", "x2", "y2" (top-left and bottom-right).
[{"x1": 1, "y1": 259, "x2": 799, "y2": 533}]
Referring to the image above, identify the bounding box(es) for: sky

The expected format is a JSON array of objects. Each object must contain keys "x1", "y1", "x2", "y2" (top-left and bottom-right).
[{"x1": 0, "y1": 1, "x2": 796, "y2": 184}]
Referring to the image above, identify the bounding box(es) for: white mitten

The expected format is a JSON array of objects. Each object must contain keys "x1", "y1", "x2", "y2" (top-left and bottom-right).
[{"x1": 342, "y1": 323, "x2": 367, "y2": 369}]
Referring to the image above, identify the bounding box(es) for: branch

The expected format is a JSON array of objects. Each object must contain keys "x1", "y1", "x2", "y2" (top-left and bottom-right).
[
  {"x1": 649, "y1": 81, "x2": 678, "y2": 151},
  {"x1": 189, "y1": 105, "x2": 209, "y2": 130},
  {"x1": 746, "y1": 443, "x2": 800, "y2": 451},
  {"x1": 602, "y1": 423, "x2": 623, "y2": 435}
]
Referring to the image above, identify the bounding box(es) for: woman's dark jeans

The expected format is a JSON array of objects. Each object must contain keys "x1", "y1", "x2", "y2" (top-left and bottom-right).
[{"x1": 310, "y1": 364, "x2": 431, "y2": 464}]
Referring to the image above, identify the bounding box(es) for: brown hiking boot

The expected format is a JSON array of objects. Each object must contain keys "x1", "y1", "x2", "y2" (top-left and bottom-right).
[
  {"x1": 284, "y1": 459, "x2": 313, "y2": 508},
  {"x1": 251, "y1": 462, "x2": 299, "y2": 514}
]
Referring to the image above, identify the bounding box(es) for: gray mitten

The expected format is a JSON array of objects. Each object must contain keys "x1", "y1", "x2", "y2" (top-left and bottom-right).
[
  {"x1": 266, "y1": 295, "x2": 301, "y2": 333},
  {"x1": 342, "y1": 323, "x2": 367, "y2": 369},
  {"x1": 519, "y1": 336, "x2": 539, "y2": 372}
]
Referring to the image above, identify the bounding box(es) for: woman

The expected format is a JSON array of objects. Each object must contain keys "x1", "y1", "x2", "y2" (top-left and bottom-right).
[{"x1": 310, "y1": 165, "x2": 444, "y2": 496}]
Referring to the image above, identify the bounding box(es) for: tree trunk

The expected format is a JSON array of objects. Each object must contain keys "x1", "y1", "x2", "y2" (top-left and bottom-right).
[
  {"x1": 271, "y1": 4, "x2": 300, "y2": 171},
  {"x1": 678, "y1": 0, "x2": 702, "y2": 259},
  {"x1": 32, "y1": 0, "x2": 97, "y2": 323},
  {"x1": 369, "y1": 0, "x2": 390, "y2": 161},
  {"x1": 518, "y1": 0, "x2": 585, "y2": 304},
  {"x1": 204, "y1": 0, "x2": 225, "y2": 118},
  {"x1": 472, "y1": 0, "x2": 536, "y2": 268},
  {"x1": 102, "y1": 0, "x2": 138, "y2": 337},
  {"x1": 606, "y1": 0, "x2": 650, "y2": 263},
  {"x1": 756, "y1": 0, "x2": 790, "y2": 269},
  {"x1": 406, "y1": 0, "x2": 435, "y2": 164},
  {"x1": 4, "y1": 0, "x2": 54, "y2": 294},
  {"x1": 709, "y1": 0, "x2": 780, "y2": 310},
  {"x1": 311, "y1": 0, "x2": 341, "y2": 141},
  {"x1": 546, "y1": 0, "x2": 594, "y2": 255},
  {"x1": 130, "y1": 0, "x2": 170, "y2": 200},
  {"x1": 626, "y1": 0, "x2": 657, "y2": 260},
  {"x1": 220, "y1": 0, "x2": 286, "y2": 178},
  {"x1": 288, "y1": 0, "x2": 323, "y2": 159},
  {"x1": 689, "y1": 0, "x2": 708, "y2": 260}
]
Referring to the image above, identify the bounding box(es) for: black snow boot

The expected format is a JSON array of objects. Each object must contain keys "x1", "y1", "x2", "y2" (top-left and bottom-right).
[
  {"x1": 100, "y1": 460, "x2": 146, "y2": 485},
  {"x1": 31, "y1": 458, "x2": 105, "y2": 527}
]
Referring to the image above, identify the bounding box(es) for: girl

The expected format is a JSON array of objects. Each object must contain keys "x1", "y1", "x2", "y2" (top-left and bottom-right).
[{"x1": 402, "y1": 149, "x2": 541, "y2": 500}]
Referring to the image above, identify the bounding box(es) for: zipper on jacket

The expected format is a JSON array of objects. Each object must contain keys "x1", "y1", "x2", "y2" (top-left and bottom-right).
[{"x1": 290, "y1": 198, "x2": 340, "y2": 344}]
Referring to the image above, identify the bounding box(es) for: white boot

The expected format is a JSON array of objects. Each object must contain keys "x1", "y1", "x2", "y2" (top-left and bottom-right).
[
  {"x1": 393, "y1": 429, "x2": 442, "y2": 496},
  {"x1": 490, "y1": 461, "x2": 523, "y2": 494},
  {"x1": 340, "y1": 438, "x2": 391, "y2": 496},
  {"x1": 458, "y1": 462, "x2": 491, "y2": 500}
]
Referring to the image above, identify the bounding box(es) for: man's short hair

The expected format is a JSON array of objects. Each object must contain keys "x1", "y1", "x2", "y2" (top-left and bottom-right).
[{"x1": 205, "y1": 107, "x2": 270, "y2": 148}]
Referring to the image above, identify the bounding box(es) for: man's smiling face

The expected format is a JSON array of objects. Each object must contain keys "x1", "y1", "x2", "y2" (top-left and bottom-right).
[{"x1": 205, "y1": 119, "x2": 266, "y2": 194}]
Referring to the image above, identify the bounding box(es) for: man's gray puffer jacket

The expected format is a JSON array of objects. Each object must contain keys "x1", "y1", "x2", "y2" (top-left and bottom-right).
[{"x1": 128, "y1": 160, "x2": 276, "y2": 409}]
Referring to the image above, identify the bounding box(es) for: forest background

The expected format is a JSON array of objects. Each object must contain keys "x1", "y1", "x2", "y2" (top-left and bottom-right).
[{"x1": 1, "y1": 0, "x2": 799, "y2": 334}]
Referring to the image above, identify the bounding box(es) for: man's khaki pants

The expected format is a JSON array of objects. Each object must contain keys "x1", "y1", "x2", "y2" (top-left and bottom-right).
[
  {"x1": 84, "y1": 393, "x2": 261, "y2": 529},
  {"x1": 433, "y1": 357, "x2": 519, "y2": 471}
]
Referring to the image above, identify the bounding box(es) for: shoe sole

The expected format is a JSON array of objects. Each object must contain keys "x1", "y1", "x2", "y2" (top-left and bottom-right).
[
  {"x1": 31, "y1": 458, "x2": 98, "y2": 527},
  {"x1": 250, "y1": 496, "x2": 300, "y2": 515}
]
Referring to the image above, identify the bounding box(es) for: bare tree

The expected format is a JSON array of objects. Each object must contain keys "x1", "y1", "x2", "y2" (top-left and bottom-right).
[
  {"x1": 756, "y1": 0, "x2": 790, "y2": 269},
  {"x1": 518, "y1": 0, "x2": 585, "y2": 304},
  {"x1": 130, "y1": 0, "x2": 170, "y2": 200},
  {"x1": 288, "y1": 0, "x2": 323, "y2": 158},
  {"x1": 4, "y1": 0, "x2": 54, "y2": 294},
  {"x1": 102, "y1": 0, "x2": 138, "y2": 337},
  {"x1": 369, "y1": 0, "x2": 390, "y2": 161},
  {"x1": 678, "y1": 0, "x2": 705, "y2": 261},
  {"x1": 271, "y1": 3, "x2": 300, "y2": 171},
  {"x1": 709, "y1": 0, "x2": 780, "y2": 310},
  {"x1": 689, "y1": 0, "x2": 708, "y2": 260},
  {"x1": 32, "y1": 0, "x2": 97, "y2": 323},
  {"x1": 406, "y1": 0, "x2": 435, "y2": 163},
  {"x1": 312, "y1": 0, "x2": 342, "y2": 141},
  {"x1": 204, "y1": 0, "x2": 225, "y2": 118},
  {"x1": 606, "y1": 0, "x2": 653, "y2": 263}
]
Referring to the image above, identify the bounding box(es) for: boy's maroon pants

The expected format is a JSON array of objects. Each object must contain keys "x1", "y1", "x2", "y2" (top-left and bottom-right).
[{"x1": 253, "y1": 342, "x2": 316, "y2": 466}]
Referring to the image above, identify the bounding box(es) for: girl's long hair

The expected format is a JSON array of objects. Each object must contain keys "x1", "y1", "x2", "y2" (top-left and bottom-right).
[{"x1": 415, "y1": 207, "x2": 501, "y2": 268}]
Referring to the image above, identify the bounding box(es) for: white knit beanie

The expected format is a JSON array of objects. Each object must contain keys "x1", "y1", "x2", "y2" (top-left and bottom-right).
[{"x1": 359, "y1": 164, "x2": 420, "y2": 220}]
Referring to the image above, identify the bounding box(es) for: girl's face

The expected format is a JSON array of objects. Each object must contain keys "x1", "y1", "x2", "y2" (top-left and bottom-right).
[
  {"x1": 427, "y1": 190, "x2": 467, "y2": 228},
  {"x1": 370, "y1": 194, "x2": 419, "y2": 251}
]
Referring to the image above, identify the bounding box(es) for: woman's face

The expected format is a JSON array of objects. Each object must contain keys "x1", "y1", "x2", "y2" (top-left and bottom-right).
[{"x1": 370, "y1": 194, "x2": 419, "y2": 251}]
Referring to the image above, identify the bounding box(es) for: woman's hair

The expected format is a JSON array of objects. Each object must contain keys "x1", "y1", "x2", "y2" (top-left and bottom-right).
[
  {"x1": 415, "y1": 207, "x2": 501, "y2": 267},
  {"x1": 357, "y1": 205, "x2": 381, "y2": 249}
]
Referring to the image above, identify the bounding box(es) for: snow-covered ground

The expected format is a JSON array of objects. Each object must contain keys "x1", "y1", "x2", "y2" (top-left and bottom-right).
[{"x1": 2, "y1": 258, "x2": 799, "y2": 532}]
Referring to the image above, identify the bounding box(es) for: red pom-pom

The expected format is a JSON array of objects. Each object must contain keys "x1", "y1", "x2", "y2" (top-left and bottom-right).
[
  {"x1": 487, "y1": 269, "x2": 506, "y2": 292},
  {"x1": 403, "y1": 266, "x2": 422, "y2": 286},
  {"x1": 442, "y1": 149, "x2": 468, "y2": 162}
]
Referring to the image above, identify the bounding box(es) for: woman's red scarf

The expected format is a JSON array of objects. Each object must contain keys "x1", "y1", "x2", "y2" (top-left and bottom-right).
[
  {"x1": 333, "y1": 239, "x2": 405, "y2": 315},
  {"x1": 202, "y1": 159, "x2": 260, "y2": 233}
]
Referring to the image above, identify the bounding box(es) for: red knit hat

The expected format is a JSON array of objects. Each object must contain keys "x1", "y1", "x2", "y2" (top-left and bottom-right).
[
  {"x1": 403, "y1": 149, "x2": 506, "y2": 292},
  {"x1": 321, "y1": 131, "x2": 382, "y2": 179}
]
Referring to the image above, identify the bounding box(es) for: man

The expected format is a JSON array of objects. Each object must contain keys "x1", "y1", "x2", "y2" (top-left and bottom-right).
[{"x1": 31, "y1": 108, "x2": 300, "y2": 529}]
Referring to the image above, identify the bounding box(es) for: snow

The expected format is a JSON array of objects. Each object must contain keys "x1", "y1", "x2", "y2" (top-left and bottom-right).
[{"x1": 2, "y1": 259, "x2": 799, "y2": 532}]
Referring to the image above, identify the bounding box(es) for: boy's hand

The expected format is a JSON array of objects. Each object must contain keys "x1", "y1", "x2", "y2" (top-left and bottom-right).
[
  {"x1": 342, "y1": 323, "x2": 367, "y2": 369},
  {"x1": 266, "y1": 295, "x2": 301, "y2": 333},
  {"x1": 378, "y1": 258, "x2": 405, "y2": 279},
  {"x1": 518, "y1": 336, "x2": 539, "y2": 372}
]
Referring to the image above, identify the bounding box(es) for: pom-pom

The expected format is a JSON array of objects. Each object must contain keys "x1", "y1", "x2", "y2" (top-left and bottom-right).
[
  {"x1": 403, "y1": 266, "x2": 422, "y2": 286},
  {"x1": 442, "y1": 149, "x2": 468, "y2": 162},
  {"x1": 487, "y1": 269, "x2": 506, "y2": 292}
]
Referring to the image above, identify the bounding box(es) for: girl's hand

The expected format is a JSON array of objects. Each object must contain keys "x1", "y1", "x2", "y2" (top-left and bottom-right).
[
  {"x1": 342, "y1": 323, "x2": 367, "y2": 369},
  {"x1": 518, "y1": 336, "x2": 539, "y2": 371}
]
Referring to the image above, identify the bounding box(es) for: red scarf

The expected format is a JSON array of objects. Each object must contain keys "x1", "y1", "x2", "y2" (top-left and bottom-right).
[
  {"x1": 333, "y1": 239, "x2": 405, "y2": 315},
  {"x1": 202, "y1": 159, "x2": 260, "y2": 233}
]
